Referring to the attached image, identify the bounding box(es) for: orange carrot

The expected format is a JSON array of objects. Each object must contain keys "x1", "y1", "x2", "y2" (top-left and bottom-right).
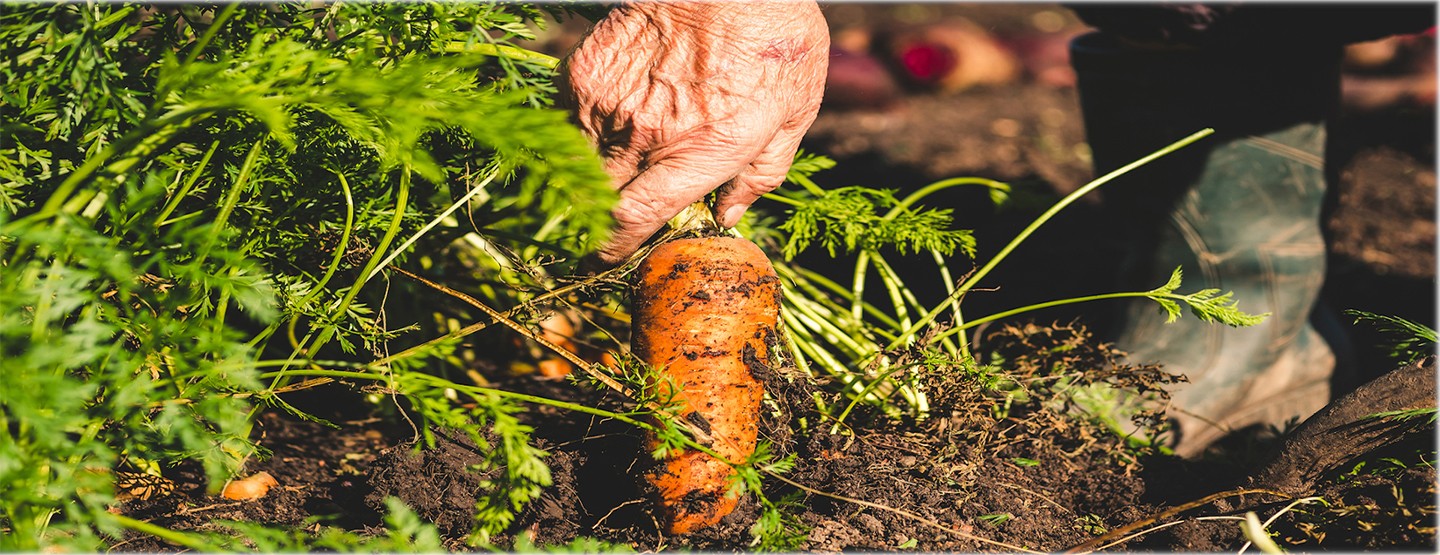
[
  {"x1": 220, "y1": 471, "x2": 278, "y2": 500},
  {"x1": 535, "y1": 311, "x2": 579, "y2": 379},
  {"x1": 631, "y1": 235, "x2": 781, "y2": 535}
]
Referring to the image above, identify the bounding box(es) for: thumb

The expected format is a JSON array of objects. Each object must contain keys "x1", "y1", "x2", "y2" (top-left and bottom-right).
[{"x1": 597, "y1": 158, "x2": 733, "y2": 265}]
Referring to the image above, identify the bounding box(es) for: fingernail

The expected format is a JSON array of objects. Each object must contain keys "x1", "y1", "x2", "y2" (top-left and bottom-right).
[{"x1": 721, "y1": 204, "x2": 750, "y2": 228}]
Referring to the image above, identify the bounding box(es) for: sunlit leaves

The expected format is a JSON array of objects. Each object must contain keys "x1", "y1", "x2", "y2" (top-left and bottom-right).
[
  {"x1": 1346, "y1": 309, "x2": 1437, "y2": 364},
  {"x1": 1, "y1": 2, "x2": 611, "y2": 549},
  {"x1": 779, "y1": 186, "x2": 976, "y2": 260},
  {"x1": 1145, "y1": 267, "x2": 1268, "y2": 327}
]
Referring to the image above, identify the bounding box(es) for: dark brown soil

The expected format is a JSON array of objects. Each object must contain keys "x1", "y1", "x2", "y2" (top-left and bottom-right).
[{"x1": 112, "y1": 4, "x2": 1436, "y2": 552}]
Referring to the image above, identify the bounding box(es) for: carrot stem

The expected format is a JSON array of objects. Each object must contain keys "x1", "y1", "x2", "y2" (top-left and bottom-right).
[{"x1": 885, "y1": 128, "x2": 1216, "y2": 352}]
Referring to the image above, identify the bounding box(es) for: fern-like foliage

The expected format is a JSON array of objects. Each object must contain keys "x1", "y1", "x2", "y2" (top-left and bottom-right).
[
  {"x1": 734, "y1": 443, "x2": 810, "y2": 550},
  {"x1": 1145, "y1": 267, "x2": 1268, "y2": 327},
  {"x1": 1, "y1": 2, "x2": 610, "y2": 550},
  {"x1": 779, "y1": 186, "x2": 976, "y2": 260},
  {"x1": 1346, "y1": 309, "x2": 1437, "y2": 364},
  {"x1": 784, "y1": 149, "x2": 838, "y2": 184}
]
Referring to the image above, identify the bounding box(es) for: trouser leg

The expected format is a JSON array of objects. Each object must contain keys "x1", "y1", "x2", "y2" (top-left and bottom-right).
[{"x1": 1070, "y1": 32, "x2": 1347, "y2": 455}]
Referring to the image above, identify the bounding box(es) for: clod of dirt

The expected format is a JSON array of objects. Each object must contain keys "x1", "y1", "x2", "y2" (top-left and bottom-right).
[
  {"x1": 1252, "y1": 356, "x2": 1437, "y2": 495},
  {"x1": 365, "y1": 430, "x2": 493, "y2": 538}
]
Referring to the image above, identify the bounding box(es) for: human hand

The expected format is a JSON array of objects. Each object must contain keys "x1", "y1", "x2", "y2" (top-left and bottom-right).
[{"x1": 558, "y1": 1, "x2": 829, "y2": 264}]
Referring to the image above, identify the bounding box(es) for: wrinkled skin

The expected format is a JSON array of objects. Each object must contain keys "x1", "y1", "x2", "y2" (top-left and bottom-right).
[{"x1": 559, "y1": 1, "x2": 829, "y2": 264}]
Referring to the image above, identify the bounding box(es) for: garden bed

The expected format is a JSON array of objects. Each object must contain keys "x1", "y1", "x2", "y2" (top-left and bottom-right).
[
  {"x1": 9, "y1": 3, "x2": 1433, "y2": 552},
  {"x1": 115, "y1": 62, "x2": 1436, "y2": 554}
]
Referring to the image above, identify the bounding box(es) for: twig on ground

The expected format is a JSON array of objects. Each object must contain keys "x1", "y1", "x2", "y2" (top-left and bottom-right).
[
  {"x1": 765, "y1": 471, "x2": 1044, "y2": 553},
  {"x1": 1062, "y1": 488, "x2": 1291, "y2": 554},
  {"x1": 997, "y1": 481, "x2": 1067, "y2": 513},
  {"x1": 1091, "y1": 514, "x2": 1245, "y2": 551}
]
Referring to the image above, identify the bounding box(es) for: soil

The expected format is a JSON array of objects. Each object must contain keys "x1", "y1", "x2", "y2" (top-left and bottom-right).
[{"x1": 112, "y1": 4, "x2": 1436, "y2": 553}]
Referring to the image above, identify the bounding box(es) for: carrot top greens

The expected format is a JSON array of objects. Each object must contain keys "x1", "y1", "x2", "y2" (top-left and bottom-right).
[{"x1": 2, "y1": 2, "x2": 611, "y2": 550}]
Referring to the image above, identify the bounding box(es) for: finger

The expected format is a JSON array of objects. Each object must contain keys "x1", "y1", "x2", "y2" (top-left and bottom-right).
[
  {"x1": 714, "y1": 125, "x2": 809, "y2": 228},
  {"x1": 557, "y1": 49, "x2": 651, "y2": 190},
  {"x1": 597, "y1": 158, "x2": 733, "y2": 265},
  {"x1": 587, "y1": 98, "x2": 652, "y2": 191},
  {"x1": 603, "y1": 149, "x2": 645, "y2": 192}
]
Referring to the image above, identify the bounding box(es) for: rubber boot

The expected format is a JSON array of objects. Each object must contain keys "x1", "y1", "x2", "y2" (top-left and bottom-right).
[{"x1": 1069, "y1": 32, "x2": 1351, "y2": 456}]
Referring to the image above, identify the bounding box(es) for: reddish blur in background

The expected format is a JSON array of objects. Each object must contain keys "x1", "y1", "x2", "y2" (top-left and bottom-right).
[{"x1": 817, "y1": 3, "x2": 1435, "y2": 113}]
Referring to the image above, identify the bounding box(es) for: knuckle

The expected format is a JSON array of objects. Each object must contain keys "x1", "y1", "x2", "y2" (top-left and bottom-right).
[
  {"x1": 611, "y1": 194, "x2": 671, "y2": 230},
  {"x1": 736, "y1": 172, "x2": 784, "y2": 196}
]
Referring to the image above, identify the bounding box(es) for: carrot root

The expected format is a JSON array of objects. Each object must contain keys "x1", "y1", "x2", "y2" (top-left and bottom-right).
[{"x1": 631, "y1": 236, "x2": 781, "y2": 535}]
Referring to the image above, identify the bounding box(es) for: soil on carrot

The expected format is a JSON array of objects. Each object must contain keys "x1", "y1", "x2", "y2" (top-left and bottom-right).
[{"x1": 113, "y1": 4, "x2": 1435, "y2": 552}]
